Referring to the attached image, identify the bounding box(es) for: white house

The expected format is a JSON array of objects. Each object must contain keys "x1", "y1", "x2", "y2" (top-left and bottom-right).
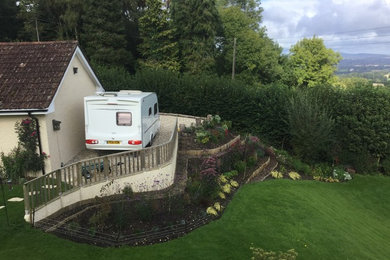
[{"x1": 0, "y1": 41, "x2": 103, "y2": 174}]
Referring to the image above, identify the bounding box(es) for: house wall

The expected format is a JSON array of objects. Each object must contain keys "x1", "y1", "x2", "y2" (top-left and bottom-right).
[
  {"x1": 40, "y1": 55, "x2": 100, "y2": 171},
  {"x1": 0, "y1": 115, "x2": 46, "y2": 177},
  {"x1": 0, "y1": 115, "x2": 27, "y2": 155}
]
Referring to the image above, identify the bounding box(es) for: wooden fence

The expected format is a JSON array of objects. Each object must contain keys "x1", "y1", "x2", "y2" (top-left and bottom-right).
[{"x1": 23, "y1": 119, "x2": 178, "y2": 223}]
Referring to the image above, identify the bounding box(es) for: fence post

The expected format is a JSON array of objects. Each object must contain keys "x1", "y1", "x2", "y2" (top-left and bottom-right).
[
  {"x1": 103, "y1": 157, "x2": 109, "y2": 178},
  {"x1": 43, "y1": 177, "x2": 48, "y2": 204},
  {"x1": 156, "y1": 147, "x2": 161, "y2": 166},
  {"x1": 140, "y1": 150, "x2": 146, "y2": 170},
  {"x1": 56, "y1": 170, "x2": 62, "y2": 195},
  {"x1": 77, "y1": 163, "x2": 82, "y2": 187},
  {"x1": 23, "y1": 184, "x2": 31, "y2": 223}
]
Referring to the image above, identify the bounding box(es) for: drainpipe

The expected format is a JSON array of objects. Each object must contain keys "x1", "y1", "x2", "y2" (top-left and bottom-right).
[{"x1": 28, "y1": 112, "x2": 45, "y2": 175}]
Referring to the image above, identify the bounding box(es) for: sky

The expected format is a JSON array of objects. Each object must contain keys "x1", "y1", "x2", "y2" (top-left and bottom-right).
[{"x1": 262, "y1": 0, "x2": 390, "y2": 55}]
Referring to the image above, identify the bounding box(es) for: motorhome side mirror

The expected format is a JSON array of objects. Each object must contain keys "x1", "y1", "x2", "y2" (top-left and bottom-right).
[{"x1": 52, "y1": 120, "x2": 61, "y2": 131}]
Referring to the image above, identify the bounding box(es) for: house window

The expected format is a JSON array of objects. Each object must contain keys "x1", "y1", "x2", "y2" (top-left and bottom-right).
[
  {"x1": 149, "y1": 107, "x2": 152, "y2": 116},
  {"x1": 117, "y1": 112, "x2": 132, "y2": 126},
  {"x1": 154, "y1": 103, "x2": 158, "y2": 115}
]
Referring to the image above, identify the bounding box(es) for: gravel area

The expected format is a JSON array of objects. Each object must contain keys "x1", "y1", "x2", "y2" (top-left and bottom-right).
[{"x1": 65, "y1": 114, "x2": 199, "y2": 165}]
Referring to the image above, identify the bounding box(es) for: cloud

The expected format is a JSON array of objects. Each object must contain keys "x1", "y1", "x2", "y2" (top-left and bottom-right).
[{"x1": 262, "y1": 0, "x2": 390, "y2": 54}]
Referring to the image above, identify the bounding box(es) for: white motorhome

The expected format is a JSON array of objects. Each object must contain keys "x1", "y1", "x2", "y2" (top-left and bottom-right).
[{"x1": 84, "y1": 90, "x2": 160, "y2": 150}]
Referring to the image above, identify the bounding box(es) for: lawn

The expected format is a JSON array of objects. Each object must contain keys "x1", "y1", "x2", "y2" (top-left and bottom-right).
[{"x1": 0, "y1": 175, "x2": 389, "y2": 260}]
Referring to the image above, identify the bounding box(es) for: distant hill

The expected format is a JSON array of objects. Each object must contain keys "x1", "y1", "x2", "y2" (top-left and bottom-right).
[{"x1": 337, "y1": 53, "x2": 390, "y2": 74}]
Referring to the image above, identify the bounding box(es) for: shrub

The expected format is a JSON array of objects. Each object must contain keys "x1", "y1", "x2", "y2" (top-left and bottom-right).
[
  {"x1": 290, "y1": 157, "x2": 311, "y2": 175},
  {"x1": 213, "y1": 202, "x2": 222, "y2": 211},
  {"x1": 246, "y1": 156, "x2": 258, "y2": 168},
  {"x1": 218, "y1": 175, "x2": 228, "y2": 184},
  {"x1": 206, "y1": 206, "x2": 218, "y2": 216},
  {"x1": 194, "y1": 115, "x2": 231, "y2": 144},
  {"x1": 221, "y1": 184, "x2": 232, "y2": 194},
  {"x1": 234, "y1": 160, "x2": 247, "y2": 174},
  {"x1": 1, "y1": 119, "x2": 47, "y2": 179},
  {"x1": 250, "y1": 246, "x2": 298, "y2": 260},
  {"x1": 288, "y1": 171, "x2": 301, "y2": 180},
  {"x1": 333, "y1": 167, "x2": 352, "y2": 181},
  {"x1": 200, "y1": 156, "x2": 218, "y2": 177},
  {"x1": 186, "y1": 178, "x2": 202, "y2": 203},
  {"x1": 312, "y1": 163, "x2": 333, "y2": 177},
  {"x1": 382, "y1": 158, "x2": 390, "y2": 176},
  {"x1": 134, "y1": 201, "x2": 154, "y2": 222},
  {"x1": 339, "y1": 150, "x2": 379, "y2": 174},
  {"x1": 1, "y1": 148, "x2": 27, "y2": 181},
  {"x1": 271, "y1": 170, "x2": 283, "y2": 179},
  {"x1": 223, "y1": 170, "x2": 238, "y2": 179},
  {"x1": 286, "y1": 90, "x2": 335, "y2": 162},
  {"x1": 122, "y1": 185, "x2": 134, "y2": 199},
  {"x1": 230, "y1": 180, "x2": 239, "y2": 187}
]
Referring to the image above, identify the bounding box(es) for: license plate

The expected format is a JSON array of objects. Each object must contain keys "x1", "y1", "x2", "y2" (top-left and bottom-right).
[{"x1": 107, "y1": 141, "x2": 121, "y2": 144}]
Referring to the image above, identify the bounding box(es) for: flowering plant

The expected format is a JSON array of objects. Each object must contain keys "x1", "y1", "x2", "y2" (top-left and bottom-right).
[{"x1": 2, "y1": 118, "x2": 47, "y2": 179}]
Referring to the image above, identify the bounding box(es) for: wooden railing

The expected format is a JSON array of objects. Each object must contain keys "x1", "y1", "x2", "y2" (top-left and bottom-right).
[{"x1": 23, "y1": 119, "x2": 178, "y2": 223}]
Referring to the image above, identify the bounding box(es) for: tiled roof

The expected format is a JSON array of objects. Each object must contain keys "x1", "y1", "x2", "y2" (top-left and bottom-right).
[{"x1": 0, "y1": 41, "x2": 78, "y2": 110}]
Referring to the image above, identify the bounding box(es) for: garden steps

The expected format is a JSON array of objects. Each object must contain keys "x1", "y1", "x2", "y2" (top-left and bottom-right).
[{"x1": 246, "y1": 156, "x2": 278, "y2": 184}]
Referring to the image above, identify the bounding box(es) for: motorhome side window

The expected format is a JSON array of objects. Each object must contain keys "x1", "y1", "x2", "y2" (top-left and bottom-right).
[
  {"x1": 149, "y1": 107, "x2": 152, "y2": 116},
  {"x1": 116, "y1": 112, "x2": 132, "y2": 126},
  {"x1": 154, "y1": 103, "x2": 158, "y2": 115}
]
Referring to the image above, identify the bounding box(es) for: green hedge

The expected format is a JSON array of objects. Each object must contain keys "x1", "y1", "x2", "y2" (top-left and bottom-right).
[
  {"x1": 98, "y1": 68, "x2": 291, "y2": 146},
  {"x1": 96, "y1": 67, "x2": 390, "y2": 171}
]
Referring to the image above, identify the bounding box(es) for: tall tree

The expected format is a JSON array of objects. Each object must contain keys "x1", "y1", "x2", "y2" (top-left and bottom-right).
[
  {"x1": 218, "y1": 0, "x2": 263, "y2": 28},
  {"x1": 217, "y1": 3, "x2": 284, "y2": 84},
  {"x1": 122, "y1": 0, "x2": 146, "y2": 72},
  {"x1": 17, "y1": 0, "x2": 82, "y2": 41},
  {"x1": 58, "y1": 0, "x2": 84, "y2": 40},
  {"x1": 0, "y1": 0, "x2": 24, "y2": 41},
  {"x1": 289, "y1": 37, "x2": 342, "y2": 88},
  {"x1": 17, "y1": 0, "x2": 40, "y2": 41},
  {"x1": 171, "y1": 0, "x2": 220, "y2": 74},
  {"x1": 80, "y1": 0, "x2": 134, "y2": 68},
  {"x1": 138, "y1": 0, "x2": 179, "y2": 71}
]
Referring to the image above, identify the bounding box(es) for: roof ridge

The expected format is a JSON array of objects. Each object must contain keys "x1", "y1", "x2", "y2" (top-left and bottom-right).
[{"x1": 0, "y1": 41, "x2": 78, "y2": 46}]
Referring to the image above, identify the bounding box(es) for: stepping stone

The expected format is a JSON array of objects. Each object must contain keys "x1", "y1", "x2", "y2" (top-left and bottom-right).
[
  {"x1": 8, "y1": 197, "x2": 24, "y2": 202},
  {"x1": 41, "y1": 185, "x2": 57, "y2": 189},
  {"x1": 0, "y1": 206, "x2": 4, "y2": 210}
]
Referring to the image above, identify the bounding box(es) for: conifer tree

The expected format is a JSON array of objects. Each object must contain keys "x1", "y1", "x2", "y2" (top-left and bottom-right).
[
  {"x1": 80, "y1": 0, "x2": 134, "y2": 68},
  {"x1": 0, "y1": 0, "x2": 23, "y2": 41},
  {"x1": 138, "y1": 0, "x2": 179, "y2": 71},
  {"x1": 171, "y1": 0, "x2": 220, "y2": 74}
]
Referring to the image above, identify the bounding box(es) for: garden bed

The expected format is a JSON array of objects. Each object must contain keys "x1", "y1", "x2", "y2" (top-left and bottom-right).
[{"x1": 37, "y1": 116, "x2": 269, "y2": 247}]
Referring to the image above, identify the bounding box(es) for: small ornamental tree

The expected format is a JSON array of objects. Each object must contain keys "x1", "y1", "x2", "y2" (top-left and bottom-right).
[
  {"x1": 15, "y1": 119, "x2": 46, "y2": 173},
  {"x1": 1, "y1": 118, "x2": 46, "y2": 180}
]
